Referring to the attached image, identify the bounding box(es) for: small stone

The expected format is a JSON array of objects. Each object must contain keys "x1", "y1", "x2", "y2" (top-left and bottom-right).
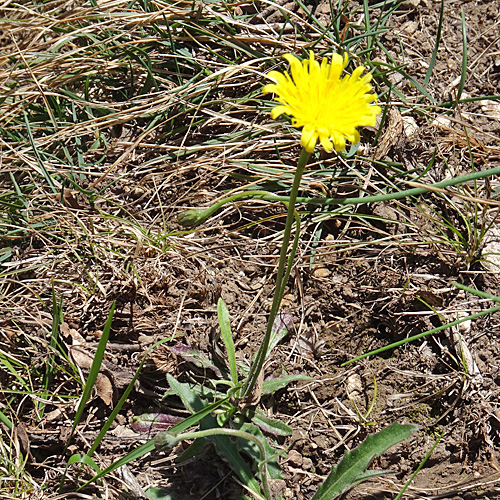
[
  {"x1": 401, "y1": 0, "x2": 420, "y2": 9},
  {"x1": 432, "y1": 116, "x2": 451, "y2": 128},
  {"x1": 268, "y1": 479, "x2": 286, "y2": 496},
  {"x1": 313, "y1": 267, "x2": 331, "y2": 278},
  {"x1": 481, "y1": 224, "x2": 500, "y2": 272},
  {"x1": 401, "y1": 21, "x2": 418, "y2": 35},
  {"x1": 302, "y1": 457, "x2": 313, "y2": 470},
  {"x1": 287, "y1": 449, "x2": 303, "y2": 467},
  {"x1": 402, "y1": 116, "x2": 418, "y2": 137},
  {"x1": 480, "y1": 100, "x2": 500, "y2": 120}
]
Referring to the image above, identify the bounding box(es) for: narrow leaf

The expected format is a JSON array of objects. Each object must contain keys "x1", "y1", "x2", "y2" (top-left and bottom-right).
[
  {"x1": 177, "y1": 437, "x2": 208, "y2": 462},
  {"x1": 251, "y1": 410, "x2": 293, "y2": 437},
  {"x1": 261, "y1": 374, "x2": 312, "y2": 395},
  {"x1": 67, "y1": 453, "x2": 101, "y2": 474},
  {"x1": 145, "y1": 487, "x2": 194, "y2": 500},
  {"x1": 78, "y1": 440, "x2": 156, "y2": 491},
  {"x1": 131, "y1": 413, "x2": 184, "y2": 433},
  {"x1": 268, "y1": 311, "x2": 294, "y2": 355},
  {"x1": 165, "y1": 376, "x2": 262, "y2": 496},
  {"x1": 166, "y1": 375, "x2": 230, "y2": 427},
  {"x1": 169, "y1": 344, "x2": 221, "y2": 377},
  {"x1": 238, "y1": 422, "x2": 284, "y2": 480},
  {"x1": 0, "y1": 410, "x2": 13, "y2": 430},
  {"x1": 210, "y1": 433, "x2": 263, "y2": 496},
  {"x1": 456, "y1": 11, "x2": 467, "y2": 103},
  {"x1": 312, "y1": 423, "x2": 417, "y2": 500},
  {"x1": 67, "y1": 302, "x2": 115, "y2": 448},
  {"x1": 217, "y1": 298, "x2": 238, "y2": 385}
]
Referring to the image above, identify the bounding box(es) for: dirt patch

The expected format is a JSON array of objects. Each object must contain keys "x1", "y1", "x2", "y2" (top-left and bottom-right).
[{"x1": 2, "y1": 0, "x2": 500, "y2": 499}]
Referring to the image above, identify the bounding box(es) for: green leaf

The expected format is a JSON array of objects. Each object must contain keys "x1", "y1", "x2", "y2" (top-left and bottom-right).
[
  {"x1": 0, "y1": 410, "x2": 13, "y2": 431},
  {"x1": 62, "y1": 452, "x2": 101, "y2": 489},
  {"x1": 210, "y1": 433, "x2": 262, "y2": 496},
  {"x1": 350, "y1": 469, "x2": 394, "y2": 486},
  {"x1": 165, "y1": 376, "x2": 232, "y2": 432},
  {"x1": 261, "y1": 374, "x2": 312, "y2": 395},
  {"x1": 312, "y1": 423, "x2": 417, "y2": 500},
  {"x1": 82, "y1": 381, "x2": 230, "y2": 491},
  {"x1": 217, "y1": 298, "x2": 238, "y2": 386},
  {"x1": 67, "y1": 302, "x2": 115, "y2": 448},
  {"x1": 165, "y1": 376, "x2": 262, "y2": 496},
  {"x1": 67, "y1": 453, "x2": 101, "y2": 474},
  {"x1": 268, "y1": 311, "x2": 293, "y2": 356},
  {"x1": 145, "y1": 487, "x2": 194, "y2": 500},
  {"x1": 177, "y1": 437, "x2": 208, "y2": 462},
  {"x1": 238, "y1": 422, "x2": 284, "y2": 480},
  {"x1": 169, "y1": 344, "x2": 222, "y2": 378},
  {"x1": 251, "y1": 409, "x2": 293, "y2": 437},
  {"x1": 167, "y1": 373, "x2": 205, "y2": 413},
  {"x1": 77, "y1": 440, "x2": 156, "y2": 491}
]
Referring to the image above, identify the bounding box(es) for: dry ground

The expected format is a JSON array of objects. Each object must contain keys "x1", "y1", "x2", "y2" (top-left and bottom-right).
[{"x1": 1, "y1": 0, "x2": 500, "y2": 499}]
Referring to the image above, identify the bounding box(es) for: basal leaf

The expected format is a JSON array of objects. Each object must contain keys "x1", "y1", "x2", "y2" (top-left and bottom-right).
[
  {"x1": 169, "y1": 344, "x2": 222, "y2": 378},
  {"x1": 238, "y1": 422, "x2": 284, "y2": 480},
  {"x1": 312, "y1": 423, "x2": 417, "y2": 500},
  {"x1": 261, "y1": 373, "x2": 312, "y2": 395},
  {"x1": 217, "y1": 298, "x2": 238, "y2": 385},
  {"x1": 251, "y1": 409, "x2": 293, "y2": 437}
]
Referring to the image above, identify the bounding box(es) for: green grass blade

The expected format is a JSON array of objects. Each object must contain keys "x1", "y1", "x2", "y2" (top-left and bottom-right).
[
  {"x1": 67, "y1": 453, "x2": 101, "y2": 473},
  {"x1": 0, "y1": 410, "x2": 13, "y2": 431},
  {"x1": 41, "y1": 286, "x2": 62, "y2": 415},
  {"x1": 65, "y1": 301, "x2": 116, "y2": 448},
  {"x1": 88, "y1": 338, "x2": 172, "y2": 458},
  {"x1": 423, "y1": 0, "x2": 444, "y2": 88},
  {"x1": 80, "y1": 392, "x2": 235, "y2": 491},
  {"x1": 78, "y1": 440, "x2": 156, "y2": 491},
  {"x1": 394, "y1": 431, "x2": 443, "y2": 500},
  {"x1": 251, "y1": 410, "x2": 293, "y2": 437},
  {"x1": 23, "y1": 112, "x2": 57, "y2": 192},
  {"x1": 0, "y1": 353, "x2": 29, "y2": 391},
  {"x1": 343, "y1": 304, "x2": 500, "y2": 366},
  {"x1": 217, "y1": 298, "x2": 238, "y2": 386},
  {"x1": 456, "y1": 11, "x2": 467, "y2": 103}
]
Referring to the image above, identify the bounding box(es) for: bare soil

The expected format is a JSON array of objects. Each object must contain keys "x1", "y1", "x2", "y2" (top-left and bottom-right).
[{"x1": 2, "y1": 0, "x2": 500, "y2": 499}]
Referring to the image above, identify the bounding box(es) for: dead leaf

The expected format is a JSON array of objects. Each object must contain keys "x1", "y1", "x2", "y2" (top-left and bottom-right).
[
  {"x1": 70, "y1": 345, "x2": 115, "y2": 407},
  {"x1": 54, "y1": 190, "x2": 83, "y2": 209},
  {"x1": 96, "y1": 373, "x2": 114, "y2": 407},
  {"x1": 15, "y1": 423, "x2": 31, "y2": 459},
  {"x1": 375, "y1": 108, "x2": 404, "y2": 160}
]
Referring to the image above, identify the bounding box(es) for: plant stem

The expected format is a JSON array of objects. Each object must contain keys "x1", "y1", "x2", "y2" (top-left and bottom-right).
[
  {"x1": 242, "y1": 147, "x2": 311, "y2": 398},
  {"x1": 155, "y1": 428, "x2": 272, "y2": 500},
  {"x1": 197, "y1": 165, "x2": 500, "y2": 212},
  {"x1": 342, "y1": 303, "x2": 500, "y2": 366}
]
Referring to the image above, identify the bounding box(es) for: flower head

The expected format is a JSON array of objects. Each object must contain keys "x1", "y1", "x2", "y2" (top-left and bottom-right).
[{"x1": 263, "y1": 51, "x2": 381, "y2": 153}]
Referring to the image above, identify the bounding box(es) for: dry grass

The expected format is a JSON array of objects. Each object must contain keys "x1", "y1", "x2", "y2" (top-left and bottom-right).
[{"x1": 1, "y1": 0, "x2": 500, "y2": 498}]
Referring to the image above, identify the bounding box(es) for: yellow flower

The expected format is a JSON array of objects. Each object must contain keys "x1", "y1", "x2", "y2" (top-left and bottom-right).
[{"x1": 263, "y1": 51, "x2": 381, "y2": 153}]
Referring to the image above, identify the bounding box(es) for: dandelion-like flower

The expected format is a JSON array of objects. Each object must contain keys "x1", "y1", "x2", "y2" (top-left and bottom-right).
[{"x1": 263, "y1": 51, "x2": 381, "y2": 153}]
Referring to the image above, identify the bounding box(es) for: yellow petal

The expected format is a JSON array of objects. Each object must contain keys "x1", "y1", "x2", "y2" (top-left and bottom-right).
[
  {"x1": 262, "y1": 83, "x2": 277, "y2": 94},
  {"x1": 264, "y1": 51, "x2": 381, "y2": 153},
  {"x1": 270, "y1": 105, "x2": 289, "y2": 119},
  {"x1": 301, "y1": 125, "x2": 318, "y2": 153},
  {"x1": 318, "y1": 129, "x2": 333, "y2": 152}
]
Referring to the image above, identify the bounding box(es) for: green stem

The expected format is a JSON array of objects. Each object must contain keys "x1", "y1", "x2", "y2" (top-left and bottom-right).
[
  {"x1": 343, "y1": 282, "x2": 500, "y2": 367},
  {"x1": 342, "y1": 304, "x2": 500, "y2": 366},
  {"x1": 179, "y1": 166, "x2": 500, "y2": 228},
  {"x1": 277, "y1": 207, "x2": 301, "y2": 322},
  {"x1": 242, "y1": 148, "x2": 311, "y2": 398},
  {"x1": 155, "y1": 428, "x2": 272, "y2": 500},
  {"x1": 451, "y1": 282, "x2": 500, "y2": 302}
]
